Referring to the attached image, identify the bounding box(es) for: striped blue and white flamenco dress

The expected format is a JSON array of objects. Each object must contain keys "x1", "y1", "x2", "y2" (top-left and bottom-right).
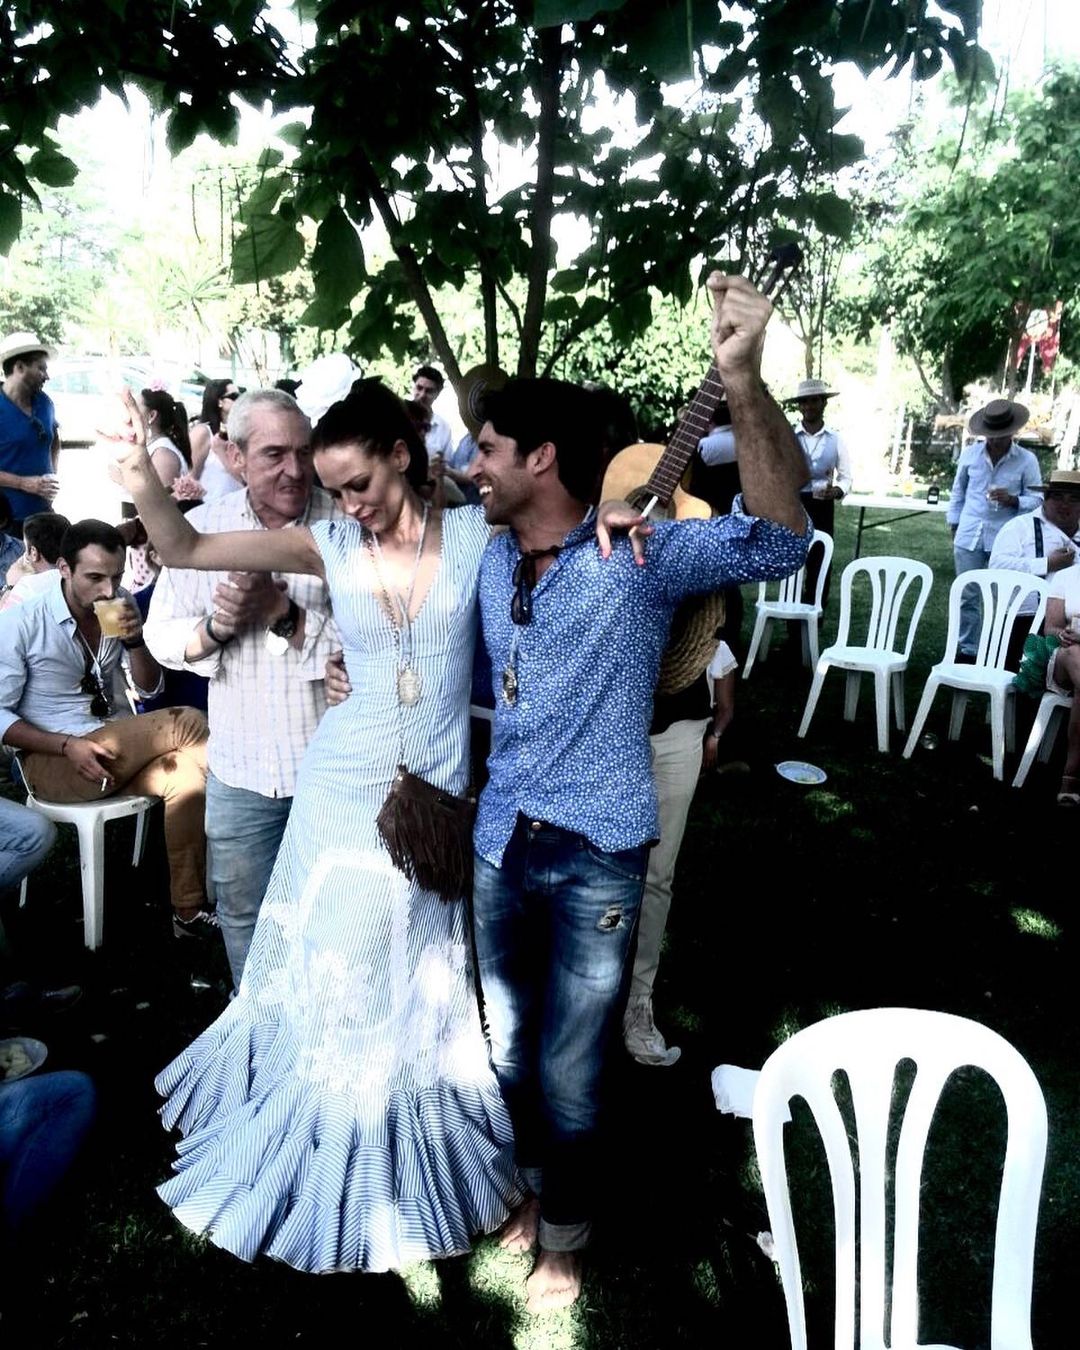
[{"x1": 155, "y1": 506, "x2": 520, "y2": 1273}]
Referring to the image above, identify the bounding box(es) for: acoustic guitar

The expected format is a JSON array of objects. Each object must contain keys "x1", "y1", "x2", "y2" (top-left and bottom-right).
[{"x1": 600, "y1": 244, "x2": 803, "y2": 519}]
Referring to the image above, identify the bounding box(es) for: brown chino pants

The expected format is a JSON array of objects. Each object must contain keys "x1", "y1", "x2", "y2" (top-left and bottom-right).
[{"x1": 22, "y1": 706, "x2": 209, "y2": 916}]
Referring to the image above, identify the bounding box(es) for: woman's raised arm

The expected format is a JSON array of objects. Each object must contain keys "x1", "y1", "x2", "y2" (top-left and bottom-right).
[{"x1": 113, "y1": 391, "x2": 325, "y2": 579}]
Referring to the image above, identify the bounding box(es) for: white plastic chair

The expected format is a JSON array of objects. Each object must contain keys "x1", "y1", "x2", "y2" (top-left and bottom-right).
[
  {"x1": 1011, "y1": 689, "x2": 1073, "y2": 788},
  {"x1": 902, "y1": 570, "x2": 1049, "y2": 781},
  {"x1": 752, "y1": 1007, "x2": 1047, "y2": 1350},
  {"x1": 743, "y1": 532, "x2": 835, "y2": 678},
  {"x1": 798, "y1": 556, "x2": 933, "y2": 753},
  {"x1": 17, "y1": 764, "x2": 157, "y2": 950}
]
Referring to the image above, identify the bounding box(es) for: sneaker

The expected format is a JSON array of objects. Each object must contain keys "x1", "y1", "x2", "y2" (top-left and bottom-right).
[
  {"x1": 623, "y1": 995, "x2": 681, "y2": 1067},
  {"x1": 172, "y1": 907, "x2": 221, "y2": 940},
  {"x1": 0, "y1": 981, "x2": 82, "y2": 1028}
]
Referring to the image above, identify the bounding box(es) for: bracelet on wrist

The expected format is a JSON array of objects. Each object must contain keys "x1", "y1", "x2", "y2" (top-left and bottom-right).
[
  {"x1": 205, "y1": 614, "x2": 234, "y2": 646},
  {"x1": 121, "y1": 636, "x2": 146, "y2": 650}
]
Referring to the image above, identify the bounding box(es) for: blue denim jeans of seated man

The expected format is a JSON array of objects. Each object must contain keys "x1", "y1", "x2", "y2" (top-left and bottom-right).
[
  {"x1": 0, "y1": 1069, "x2": 96, "y2": 1236},
  {"x1": 205, "y1": 771, "x2": 293, "y2": 990},
  {"x1": 0, "y1": 798, "x2": 56, "y2": 894},
  {"x1": 472, "y1": 814, "x2": 647, "y2": 1253}
]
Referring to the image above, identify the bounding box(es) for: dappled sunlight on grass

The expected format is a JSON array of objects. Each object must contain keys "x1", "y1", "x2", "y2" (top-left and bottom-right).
[
  {"x1": 400, "y1": 1259, "x2": 441, "y2": 1310},
  {"x1": 804, "y1": 790, "x2": 855, "y2": 824},
  {"x1": 464, "y1": 1240, "x2": 582, "y2": 1349},
  {"x1": 1010, "y1": 907, "x2": 1062, "y2": 940}
]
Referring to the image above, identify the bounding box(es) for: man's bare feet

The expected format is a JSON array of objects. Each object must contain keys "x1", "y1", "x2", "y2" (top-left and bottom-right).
[
  {"x1": 525, "y1": 1249, "x2": 582, "y2": 1314},
  {"x1": 498, "y1": 1194, "x2": 540, "y2": 1254}
]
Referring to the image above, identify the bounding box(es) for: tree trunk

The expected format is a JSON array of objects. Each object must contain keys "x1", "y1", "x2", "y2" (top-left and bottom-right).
[
  {"x1": 517, "y1": 27, "x2": 562, "y2": 378},
  {"x1": 357, "y1": 151, "x2": 463, "y2": 389},
  {"x1": 461, "y1": 24, "x2": 499, "y2": 370}
]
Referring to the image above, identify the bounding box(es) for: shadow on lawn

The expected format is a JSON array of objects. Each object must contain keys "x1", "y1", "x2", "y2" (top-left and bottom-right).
[{"x1": 3, "y1": 570, "x2": 1079, "y2": 1347}]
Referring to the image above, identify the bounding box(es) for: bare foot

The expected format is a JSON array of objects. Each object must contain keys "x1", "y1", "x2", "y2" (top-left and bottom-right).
[
  {"x1": 525, "y1": 1249, "x2": 582, "y2": 1314},
  {"x1": 498, "y1": 1194, "x2": 540, "y2": 1253}
]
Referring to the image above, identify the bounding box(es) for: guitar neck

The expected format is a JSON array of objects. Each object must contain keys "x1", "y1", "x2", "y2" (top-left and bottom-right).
[{"x1": 646, "y1": 364, "x2": 726, "y2": 505}]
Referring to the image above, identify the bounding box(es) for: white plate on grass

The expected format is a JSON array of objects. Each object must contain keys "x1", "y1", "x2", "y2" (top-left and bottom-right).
[
  {"x1": 776, "y1": 760, "x2": 827, "y2": 786},
  {"x1": 0, "y1": 1037, "x2": 48, "y2": 1083}
]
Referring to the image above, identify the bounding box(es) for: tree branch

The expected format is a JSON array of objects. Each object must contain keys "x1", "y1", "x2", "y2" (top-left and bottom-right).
[
  {"x1": 356, "y1": 151, "x2": 463, "y2": 388},
  {"x1": 459, "y1": 20, "x2": 500, "y2": 369},
  {"x1": 518, "y1": 26, "x2": 562, "y2": 378}
]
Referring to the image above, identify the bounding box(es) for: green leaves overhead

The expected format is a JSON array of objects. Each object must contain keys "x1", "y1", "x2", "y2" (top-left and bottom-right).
[
  {"x1": 534, "y1": 0, "x2": 617, "y2": 25},
  {"x1": 3, "y1": 0, "x2": 996, "y2": 377},
  {"x1": 231, "y1": 176, "x2": 305, "y2": 287},
  {"x1": 301, "y1": 206, "x2": 366, "y2": 330},
  {"x1": 25, "y1": 149, "x2": 78, "y2": 189},
  {"x1": 840, "y1": 66, "x2": 1080, "y2": 400},
  {"x1": 808, "y1": 192, "x2": 855, "y2": 239},
  {"x1": 0, "y1": 192, "x2": 22, "y2": 255}
]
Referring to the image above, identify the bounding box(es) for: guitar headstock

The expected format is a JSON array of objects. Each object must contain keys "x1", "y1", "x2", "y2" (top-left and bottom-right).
[
  {"x1": 637, "y1": 241, "x2": 803, "y2": 510},
  {"x1": 752, "y1": 242, "x2": 803, "y2": 307}
]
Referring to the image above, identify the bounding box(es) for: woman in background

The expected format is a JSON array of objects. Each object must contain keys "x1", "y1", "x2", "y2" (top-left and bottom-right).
[{"x1": 189, "y1": 379, "x2": 243, "y2": 500}]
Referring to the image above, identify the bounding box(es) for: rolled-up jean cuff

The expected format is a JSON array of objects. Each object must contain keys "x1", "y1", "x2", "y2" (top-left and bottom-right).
[
  {"x1": 521, "y1": 1166, "x2": 543, "y2": 1197},
  {"x1": 539, "y1": 1218, "x2": 591, "y2": 1252}
]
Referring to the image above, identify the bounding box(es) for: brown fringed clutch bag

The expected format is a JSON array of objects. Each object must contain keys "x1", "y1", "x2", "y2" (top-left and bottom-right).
[{"x1": 375, "y1": 764, "x2": 476, "y2": 903}]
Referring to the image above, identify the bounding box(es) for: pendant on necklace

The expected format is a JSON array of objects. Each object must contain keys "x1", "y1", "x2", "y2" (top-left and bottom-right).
[
  {"x1": 397, "y1": 666, "x2": 423, "y2": 707},
  {"x1": 502, "y1": 666, "x2": 518, "y2": 706}
]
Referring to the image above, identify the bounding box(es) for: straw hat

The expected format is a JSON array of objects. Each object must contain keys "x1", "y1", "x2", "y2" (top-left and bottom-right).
[
  {"x1": 0, "y1": 331, "x2": 56, "y2": 365},
  {"x1": 967, "y1": 398, "x2": 1029, "y2": 439},
  {"x1": 787, "y1": 377, "x2": 838, "y2": 403},
  {"x1": 655, "y1": 592, "x2": 728, "y2": 697},
  {"x1": 457, "y1": 364, "x2": 508, "y2": 438},
  {"x1": 1031, "y1": 469, "x2": 1080, "y2": 495}
]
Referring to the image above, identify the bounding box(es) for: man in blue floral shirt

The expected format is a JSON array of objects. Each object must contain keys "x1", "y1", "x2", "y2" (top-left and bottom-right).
[{"x1": 468, "y1": 272, "x2": 810, "y2": 1312}]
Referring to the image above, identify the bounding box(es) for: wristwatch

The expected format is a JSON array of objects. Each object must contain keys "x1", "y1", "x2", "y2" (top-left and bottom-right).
[{"x1": 265, "y1": 598, "x2": 300, "y2": 656}]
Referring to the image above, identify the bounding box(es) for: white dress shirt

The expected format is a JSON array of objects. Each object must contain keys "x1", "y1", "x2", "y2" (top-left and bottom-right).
[
  {"x1": 988, "y1": 507, "x2": 1079, "y2": 615},
  {"x1": 424, "y1": 412, "x2": 453, "y2": 459},
  {"x1": 143, "y1": 488, "x2": 340, "y2": 799},
  {"x1": 795, "y1": 424, "x2": 852, "y2": 496}
]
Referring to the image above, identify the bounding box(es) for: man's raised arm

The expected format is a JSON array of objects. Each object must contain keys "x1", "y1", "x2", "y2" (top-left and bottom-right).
[{"x1": 708, "y1": 272, "x2": 808, "y2": 536}]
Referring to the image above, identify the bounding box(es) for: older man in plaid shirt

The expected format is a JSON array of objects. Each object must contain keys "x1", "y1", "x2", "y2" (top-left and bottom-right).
[{"x1": 144, "y1": 389, "x2": 339, "y2": 985}]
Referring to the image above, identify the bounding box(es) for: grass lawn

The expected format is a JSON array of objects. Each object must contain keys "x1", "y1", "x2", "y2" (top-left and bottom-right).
[{"x1": 2, "y1": 501, "x2": 1076, "y2": 1348}]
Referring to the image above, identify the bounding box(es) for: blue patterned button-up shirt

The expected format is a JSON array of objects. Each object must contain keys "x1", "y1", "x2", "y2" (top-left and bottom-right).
[{"x1": 475, "y1": 499, "x2": 809, "y2": 864}]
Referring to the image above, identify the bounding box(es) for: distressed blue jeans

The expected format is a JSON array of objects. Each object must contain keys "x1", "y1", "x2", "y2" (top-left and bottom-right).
[
  {"x1": 472, "y1": 815, "x2": 646, "y2": 1252},
  {"x1": 205, "y1": 771, "x2": 293, "y2": 990}
]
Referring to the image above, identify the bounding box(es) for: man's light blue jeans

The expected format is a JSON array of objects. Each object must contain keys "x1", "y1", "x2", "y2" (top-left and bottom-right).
[
  {"x1": 472, "y1": 815, "x2": 647, "y2": 1253},
  {"x1": 0, "y1": 798, "x2": 56, "y2": 894},
  {"x1": 205, "y1": 771, "x2": 292, "y2": 989},
  {"x1": 953, "y1": 544, "x2": 991, "y2": 657}
]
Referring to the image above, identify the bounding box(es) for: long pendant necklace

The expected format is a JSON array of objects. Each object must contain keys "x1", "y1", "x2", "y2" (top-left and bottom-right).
[{"x1": 367, "y1": 505, "x2": 429, "y2": 707}]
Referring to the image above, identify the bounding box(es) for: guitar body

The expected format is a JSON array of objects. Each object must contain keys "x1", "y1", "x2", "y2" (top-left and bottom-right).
[{"x1": 601, "y1": 442, "x2": 711, "y2": 520}]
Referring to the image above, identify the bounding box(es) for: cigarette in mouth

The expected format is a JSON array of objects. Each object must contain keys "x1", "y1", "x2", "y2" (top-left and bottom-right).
[{"x1": 100, "y1": 778, "x2": 108, "y2": 793}]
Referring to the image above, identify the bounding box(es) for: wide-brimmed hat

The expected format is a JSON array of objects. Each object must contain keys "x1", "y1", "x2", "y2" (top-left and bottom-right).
[
  {"x1": 1031, "y1": 469, "x2": 1080, "y2": 496},
  {"x1": 457, "y1": 363, "x2": 508, "y2": 438},
  {"x1": 655, "y1": 592, "x2": 728, "y2": 697},
  {"x1": 787, "y1": 377, "x2": 837, "y2": 403},
  {"x1": 967, "y1": 398, "x2": 1029, "y2": 439},
  {"x1": 0, "y1": 331, "x2": 56, "y2": 366}
]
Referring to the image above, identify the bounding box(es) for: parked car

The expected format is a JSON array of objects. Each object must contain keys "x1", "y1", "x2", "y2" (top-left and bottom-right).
[{"x1": 48, "y1": 359, "x2": 156, "y2": 445}]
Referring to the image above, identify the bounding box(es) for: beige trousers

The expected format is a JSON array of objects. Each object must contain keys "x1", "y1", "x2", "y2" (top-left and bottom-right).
[
  {"x1": 23, "y1": 707, "x2": 209, "y2": 915},
  {"x1": 631, "y1": 716, "x2": 708, "y2": 1002}
]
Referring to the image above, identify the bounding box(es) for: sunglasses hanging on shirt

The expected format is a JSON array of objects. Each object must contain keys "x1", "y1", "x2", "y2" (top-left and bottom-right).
[{"x1": 77, "y1": 638, "x2": 112, "y2": 719}]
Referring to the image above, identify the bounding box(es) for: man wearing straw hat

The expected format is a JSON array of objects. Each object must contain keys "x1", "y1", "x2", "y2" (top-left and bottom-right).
[
  {"x1": 787, "y1": 377, "x2": 850, "y2": 607},
  {"x1": 0, "y1": 332, "x2": 61, "y2": 534},
  {"x1": 947, "y1": 398, "x2": 1042, "y2": 660},
  {"x1": 989, "y1": 468, "x2": 1080, "y2": 669}
]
